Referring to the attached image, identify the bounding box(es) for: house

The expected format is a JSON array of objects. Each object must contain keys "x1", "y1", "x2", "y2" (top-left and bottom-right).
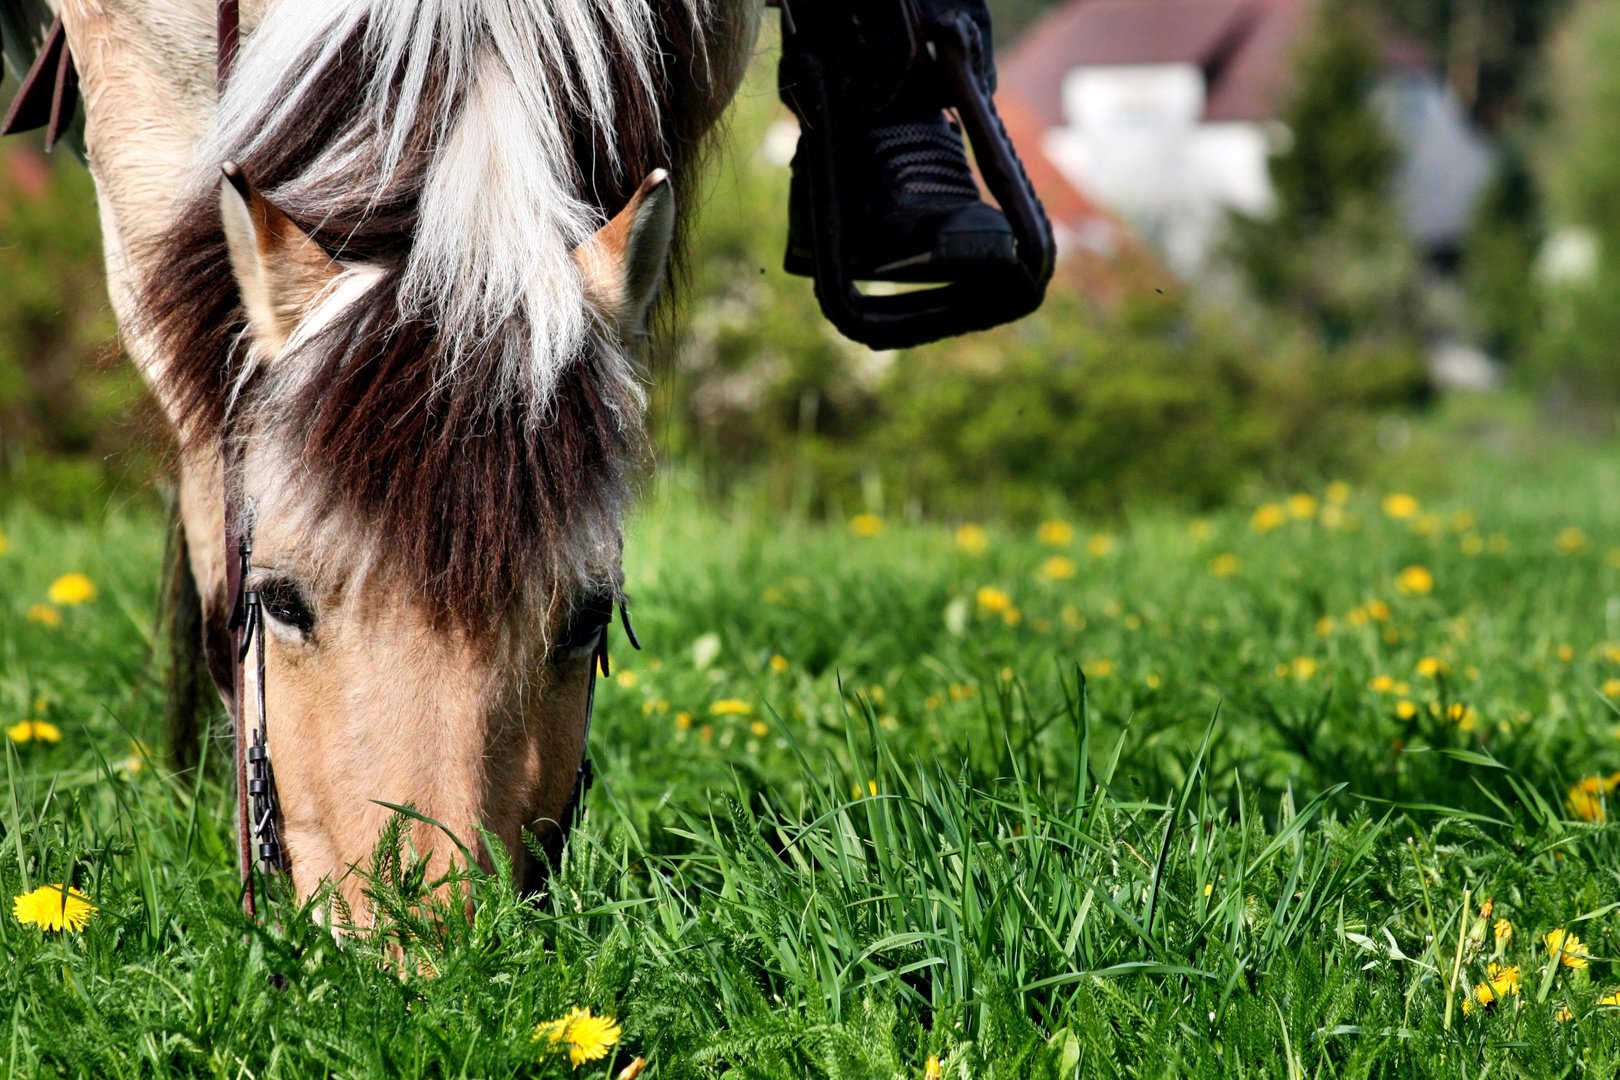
[{"x1": 998, "y1": 0, "x2": 1494, "y2": 276}]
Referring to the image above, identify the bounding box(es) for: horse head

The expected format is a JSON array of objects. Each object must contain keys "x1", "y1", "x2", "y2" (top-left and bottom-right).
[{"x1": 41, "y1": 0, "x2": 757, "y2": 917}]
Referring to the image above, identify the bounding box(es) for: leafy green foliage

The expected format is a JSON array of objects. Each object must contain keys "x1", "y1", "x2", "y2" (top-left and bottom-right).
[
  {"x1": 1229, "y1": 0, "x2": 1420, "y2": 350},
  {"x1": 6, "y1": 432, "x2": 1620, "y2": 1074}
]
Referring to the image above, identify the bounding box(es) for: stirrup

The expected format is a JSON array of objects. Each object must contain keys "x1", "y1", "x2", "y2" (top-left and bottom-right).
[{"x1": 777, "y1": 3, "x2": 1055, "y2": 350}]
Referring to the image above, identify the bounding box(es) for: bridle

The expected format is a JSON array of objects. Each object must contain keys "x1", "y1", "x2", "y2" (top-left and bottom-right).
[{"x1": 207, "y1": 2, "x2": 628, "y2": 918}]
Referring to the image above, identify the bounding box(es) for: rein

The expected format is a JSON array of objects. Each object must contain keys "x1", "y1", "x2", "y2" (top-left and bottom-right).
[{"x1": 209, "y1": 4, "x2": 621, "y2": 917}]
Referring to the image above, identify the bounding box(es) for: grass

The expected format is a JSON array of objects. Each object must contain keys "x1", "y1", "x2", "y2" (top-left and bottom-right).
[{"x1": 9, "y1": 436, "x2": 1620, "y2": 1076}]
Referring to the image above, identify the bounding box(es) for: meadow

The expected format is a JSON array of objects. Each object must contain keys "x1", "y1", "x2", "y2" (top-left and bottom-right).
[{"x1": 8, "y1": 426, "x2": 1620, "y2": 1077}]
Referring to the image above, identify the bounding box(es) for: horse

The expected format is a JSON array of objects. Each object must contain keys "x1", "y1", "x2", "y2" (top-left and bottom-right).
[{"x1": 2, "y1": 0, "x2": 758, "y2": 916}]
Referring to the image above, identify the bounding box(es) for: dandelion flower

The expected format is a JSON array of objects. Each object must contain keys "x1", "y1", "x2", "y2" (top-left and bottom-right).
[
  {"x1": 849, "y1": 514, "x2": 883, "y2": 538},
  {"x1": 1040, "y1": 556, "x2": 1077, "y2": 581},
  {"x1": 1188, "y1": 519, "x2": 1212, "y2": 541},
  {"x1": 674, "y1": 712, "x2": 692, "y2": 731},
  {"x1": 1604, "y1": 679, "x2": 1620, "y2": 698},
  {"x1": 1084, "y1": 659, "x2": 1113, "y2": 678},
  {"x1": 1315, "y1": 616, "x2": 1335, "y2": 637},
  {"x1": 1251, "y1": 504, "x2": 1285, "y2": 533},
  {"x1": 1546, "y1": 928, "x2": 1589, "y2": 969},
  {"x1": 1291, "y1": 657, "x2": 1317, "y2": 680},
  {"x1": 710, "y1": 699, "x2": 751, "y2": 716},
  {"x1": 26, "y1": 604, "x2": 61, "y2": 628},
  {"x1": 1415, "y1": 657, "x2": 1447, "y2": 677},
  {"x1": 1559, "y1": 644, "x2": 1576, "y2": 663},
  {"x1": 534, "y1": 1006, "x2": 622, "y2": 1068},
  {"x1": 1325, "y1": 482, "x2": 1351, "y2": 505},
  {"x1": 925, "y1": 1055, "x2": 944, "y2": 1080},
  {"x1": 13, "y1": 884, "x2": 96, "y2": 931},
  {"x1": 1208, "y1": 553, "x2": 1240, "y2": 578},
  {"x1": 1602, "y1": 991, "x2": 1620, "y2": 1008},
  {"x1": 1382, "y1": 494, "x2": 1419, "y2": 519},
  {"x1": 615, "y1": 670, "x2": 638, "y2": 689},
  {"x1": 47, "y1": 573, "x2": 96, "y2": 606},
  {"x1": 1288, "y1": 494, "x2": 1318, "y2": 519},
  {"x1": 1558, "y1": 527, "x2": 1588, "y2": 555},
  {"x1": 1556, "y1": 1005, "x2": 1574, "y2": 1023},
  {"x1": 749, "y1": 720, "x2": 769, "y2": 738},
  {"x1": 975, "y1": 586, "x2": 1012, "y2": 613},
  {"x1": 1367, "y1": 600, "x2": 1392, "y2": 621},
  {"x1": 1087, "y1": 534, "x2": 1113, "y2": 558},
  {"x1": 955, "y1": 524, "x2": 989, "y2": 556},
  {"x1": 0, "y1": 525, "x2": 8, "y2": 556},
  {"x1": 1495, "y1": 919, "x2": 1513, "y2": 947},
  {"x1": 1037, "y1": 520, "x2": 1074, "y2": 546},
  {"x1": 7, "y1": 721, "x2": 61, "y2": 745},
  {"x1": 1396, "y1": 565, "x2": 1434, "y2": 595},
  {"x1": 769, "y1": 654, "x2": 789, "y2": 673},
  {"x1": 617, "y1": 1058, "x2": 647, "y2": 1080},
  {"x1": 1395, "y1": 700, "x2": 1417, "y2": 720}
]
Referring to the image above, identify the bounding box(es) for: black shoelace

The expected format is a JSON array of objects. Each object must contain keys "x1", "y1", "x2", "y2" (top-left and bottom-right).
[{"x1": 868, "y1": 118, "x2": 982, "y2": 200}]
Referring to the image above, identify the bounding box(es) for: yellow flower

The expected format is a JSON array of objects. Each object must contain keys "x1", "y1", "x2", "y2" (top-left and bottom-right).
[
  {"x1": 47, "y1": 573, "x2": 96, "y2": 606},
  {"x1": 0, "y1": 524, "x2": 8, "y2": 556},
  {"x1": 7, "y1": 721, "x2": 61, "y2": 745},
  {"x1": 1320, "y1": 505, "x2": 1344, "y2": 528},
  {"x1": 534, "y1": 1006, "x2": 622, "y2": 1068},
  {"x1": 976, "y1": 586, "x2": 1012, "y2": 613},
  {"x1": 850, "y1": 514, "x2": 883, "y2": 538},
  {"x1": 1291, "y1": 657, "x2": 1317, "y2": 680},
  {"x1": 1251, "y1": 504, "x2": 1285, "y2": 533},
  {"x1": 1146, "y1": 673, "x2": 1161, "y2": 688},
  {"x1": 1488, "y1": 962, "x2": 1521, "y2": 997},
  {"x1": 1382, "y1": 493, "x2": 1419, "y2": 519},
  {"x1": 1325, "y1": 481, "x2": 1352, "y2": 505},
  {"x1": 710, "y1": 699, "x2": 751, "y2": 716},
  {"x1": 1450, "y1": 510, "x2": 1477, "y2": 532},
  {"x1": 769, "y1": 654, "x2": 789, "y2": 673},
  {"x1": 1559, "y1": 644, "x2": 1576, "y2": 663},
  {"x1": 925, "y1": 1055, "x2": 944, "y2": 1080},
  {"x1": 1556, "y1": 1005, "x2": 1574, "y2": 1023},
  {"x1": 1040, "y1": 556, "x2": 1077, "y2": 581},
  {"x1": 1546, "y1": 929, "x2": 1589, "y2": 969},
  {"x1": 1604, "y1": 679, "x2": 1620, "y2": 699},
  {"x1": 1558, "y1": 527, "x2": 1588, "y2": 555},
  {"x1": 1037, "y1": 520, "x2": 1074, "y2": 546},
  {"x1": 750, "y1": 720, "x2": 769, "y2": 738},
  {"x1": 1203, "y1": 882, "x2": 1214, "y2": 896},
  {"x1": 1605, "y1": 643, "x2": 1620, "y2": 664},
  {"x1": 1084, "y1": 659, "x2": 1113, "y2": 678},
  {"x1": 1316, "y1": 616, "x2": 1335, "y2": 637},
  {"x1": 26, "y1": 604, "x2": 61, "y2": 628},
  {"x1": 1415, "y1": 657, "x2": 1447, "y2": 677},
  {"x1": 1395, "y1": 700, "x2": 1417, "y2": 720},
  {"x1": 1602, "y1": 991, "x2": 1620, "y2": 1008},
  {"x1": 1002, "y1": 606, "x2": 1022, "y2": 627},
  {"x1": 1367, "y1": 600, "x2": 1391, "y2": 621},
  {"x1": 955, "y1": 524, "x2": 989, "y2": 556},
  {"x1": 1208, "y1": 553, "x2": 1240, "y2": 578},
  {"x1": 617, "y1": 1057, "x2": 648, "y2": 1080},
  {"x1": 1286, "y1": 494, "x2": 1318, "y2": 519},
  {"x1": 1061, "y1": 606, "x2": 1085, "y2": 630},
  {"x1": 1414, "y1": 514, "x2": 1440, "y2": 537},
  {"x1": 13, "y1": 884, "x2": 96, "y2": 932},
  {"x1": 1087, "y1": 533, "x2": 1113, "y2": 558},
  {"x1": 615, "y1": 670, "x2": 638, "y2": 689},
  {"x1": 674, "y1": 712, "x2": 692, "y2": 731},
  {"x1": 1495, "y1": 919, "x2": 1513, "y2": 947},
  {"x1": 1396, "y1": 565, "x2": 1434, "y2": 596},
  {"x1": 1460, "y1": 532, "x2": 1484, "y2": 556},
  {"x1": 1188, "y1": 519, "x2": 1212, "y2": 541},
  {"x1": 1488, "y1": 534, "x2": 1510, "y2": 554},
  {"x1": 1369, "y1": 675, "x2": 1395, "y2": 693}
]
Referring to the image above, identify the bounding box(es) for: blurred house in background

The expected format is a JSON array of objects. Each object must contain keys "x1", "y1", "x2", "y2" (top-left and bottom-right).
[{"x1": 998, "y1": 0, "x2": 1495, "y2": 276}]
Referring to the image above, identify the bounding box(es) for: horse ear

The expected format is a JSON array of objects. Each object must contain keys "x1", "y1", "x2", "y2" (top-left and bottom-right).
[
  {"x1": 219, "y1": 161, "x2": 342, "y2": 358},
  {"x1": 574, "y1": 169, "x2": 675, "y2": 335}
]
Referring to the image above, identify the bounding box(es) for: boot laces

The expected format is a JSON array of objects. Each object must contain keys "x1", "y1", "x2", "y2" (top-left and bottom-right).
[{"x1": 868, "y1": 118, "x2": 981, "y2": 200}]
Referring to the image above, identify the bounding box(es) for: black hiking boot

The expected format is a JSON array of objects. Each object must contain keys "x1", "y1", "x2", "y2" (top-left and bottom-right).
[{"x1": 785, "y1": 109, "x2": 1017, "y2": 283}]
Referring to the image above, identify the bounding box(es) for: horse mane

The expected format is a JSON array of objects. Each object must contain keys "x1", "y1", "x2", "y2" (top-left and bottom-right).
[{"x1": 141, "y1": 0, "x2": 725, "y2": 625}]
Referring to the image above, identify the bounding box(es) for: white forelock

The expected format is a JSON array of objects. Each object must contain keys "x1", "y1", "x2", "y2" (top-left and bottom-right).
[{"x1": 197, "y1": 0, "x2": 674, "y2": 405}]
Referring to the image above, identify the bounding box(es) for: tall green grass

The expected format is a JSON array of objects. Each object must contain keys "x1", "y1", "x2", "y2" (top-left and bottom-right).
[{"x1": 6, "y1": 439, "x2": 1620, "y2": 1075}]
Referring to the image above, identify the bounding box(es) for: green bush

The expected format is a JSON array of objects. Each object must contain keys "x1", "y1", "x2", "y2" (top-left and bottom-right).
[{"x1": 660, "y1": 40, "x2": 1428, "y2": 520}]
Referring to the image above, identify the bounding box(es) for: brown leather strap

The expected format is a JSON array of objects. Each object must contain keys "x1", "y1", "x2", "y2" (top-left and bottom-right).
[
  {"x1": 217, "y1": 0, "x2": 240, "y2": 88},
  {"x1": 1, "y1": 13, "x2": 79, "y2": 151}
]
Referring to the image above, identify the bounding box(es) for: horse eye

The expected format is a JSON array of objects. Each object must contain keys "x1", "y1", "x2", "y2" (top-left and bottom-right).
[
  {"x1": 257, "y1": 580, "x2": 315, "y2": 636},
  {"x1": 557, "y1": 590, "x2": 614, "y2": 655}
]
